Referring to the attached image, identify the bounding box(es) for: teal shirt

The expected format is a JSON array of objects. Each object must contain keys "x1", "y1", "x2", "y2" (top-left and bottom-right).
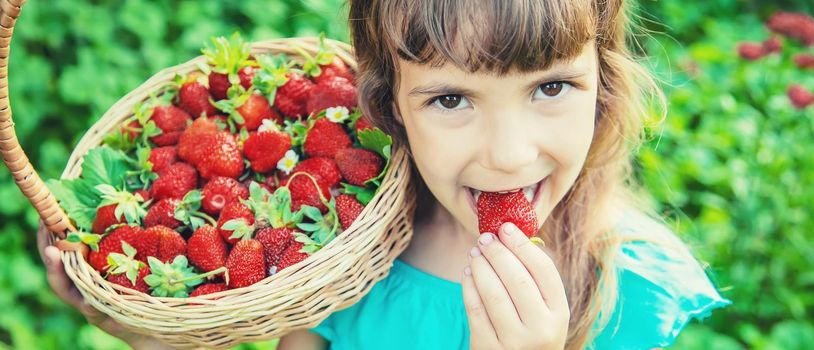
[{"x1": 310, "y1": 212, "x2": 731, "y2": 349}]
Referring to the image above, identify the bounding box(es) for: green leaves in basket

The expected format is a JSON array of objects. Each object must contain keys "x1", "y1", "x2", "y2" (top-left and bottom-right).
[
  {"x1": 96, "y1": 184, "x2": 147, "y2": 225},
  {"x1": 105, "y1": 241, "x2": 145, "y2": 287},
  {"x1": 47, "y1": 146, "x2": 132, "y2": 232},
  {"x1": 358, "y1": 128, "x2": 392, "y2": 187},
  {"x1": 173, "y1": 190, "x2": 217, "y2": 231},
  {"x1": 295, "y1": 201, "x2": 339, "y2": 254},
  {"x1": 124, "y1": 144, "x2": 159, "y2": 190},
  {"x1": 253, "y1": 53, "x2": 292, "y2": 105},
  {"x1": 144, "y1": 255, "x2": 225, "y2": 298}
]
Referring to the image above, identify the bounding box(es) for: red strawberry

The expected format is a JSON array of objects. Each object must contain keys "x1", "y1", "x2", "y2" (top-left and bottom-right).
[
  {"x1": 286, "y1": 173, "x2": 330, "y2": 213},
  {"x1": 134, "y1": 189, "x2": 151, "y2": 202},
  {"x1": 88, "y1": 225, "x2": 142, "y2": 273},
  {"x1": 149, "y1": 105, "x2": 192, "y2": 146},
  {"x1": 201, "y1": 177, "x2": 249, "y2": 215},
  {"x1": 335, "y1": 194, "x2": 364, "y2": 230},
  {"x1": 274, "y1": 73, "x2": 315, "y2": 118},
  {"x1": 737, "y1": 42, "x2": 765, "y2": 61},
  {"x1": 119, "y1": 120, "x2": 141, "y2": 141},
  {"x1": 303, "y1": 118, "x2": 352, "y2": 158},
  {"x1": 217, "y1": 201, "x2": 255, "y2": 244},
  {"x1": 150, "y1": 163, "x2": 198, "y2": 201},
  {"x1": 255, "y1": 227, "x2": 295, "y2": 269},
  {"x1": 225, "y1": 239, "x2": 267, "y2": 289},
  {"x1": 762, "y1": 37, "x2": 783, "y2": 54},
  {"x1": 788, "y1": 84, "x2": 814, "y2": 109},
  {"x1": 187, "y1": 225, "x2": 229, "y2": 273},
  {"x1": 197, "y1": 131, "x2": 244, "y2": 180},
  {"x1": 134, "y1": 225, "x2": 187, "y2": 263},
  {"x1": 92, "y1": 204, "x2": 126, "y2": 234},
  {"x1": 794, "y1": 54, "x2": 814, "y2": 69},
  {"x1": 107, "y1": 265, "x2": 151, "y2": 294},
  {"x1": 276, "y1": 241, "x2": 308, "y2": 272},
  {"x1": 236, "y1": 93, "x2": 282, "y2": 131},
  {"x1": 177, "y1": 117, "x2": 219, "y2": 165},
  {"x1": 306, "y1": 76, "x2": 358, "y2": 115},
  {"x1": 766, "y1": 12, "x2": 814, "y2": 46},
  {"x1": 144, "y1": 198, "x2": 182, "y2": 229},
  {"x1": 290, "y1": 157, "x2": 341, "y2": 189},
  {"x1": 209, "y1": 66, "x2": 255, "y2": 101},
  {"x1": 355, "y1": 116, "x2": 374, "y2": 133},
  {"x1": 313, "y1": 57, "x2": 354, "y2": 85},
  {"x1": 190, "y1": 282, "x2": 228, "y2": 297},
  {"x1": 334, "y1": 148, "x2": 384, "y2": 186},
  {"x1": 148, "y1": 146, "x2": 178, "y2": 173},
  {"x1": 178, "y1": 81, "x2": 217, "y2": 117},
  {"x1": 476, "y1": 191, "x2": 539, "y2": 237},
  {"x1": 243, "y1": 129, "x2": 292, "y2": 173}
]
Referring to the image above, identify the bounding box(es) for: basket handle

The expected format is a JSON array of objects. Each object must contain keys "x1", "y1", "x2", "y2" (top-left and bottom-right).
[{"x1": 0, "y1": 0, "x2": 72, "y2": 237}]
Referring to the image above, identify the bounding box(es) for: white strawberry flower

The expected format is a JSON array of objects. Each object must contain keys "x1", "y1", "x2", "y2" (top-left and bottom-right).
[
  {"x1": 277, "y1": 150, "x2": 299, "y2": 175},
  {"x1": 258, "y1": 119, "x2": 279, "y2": 133},
  {"x1": 325, "y1": 106, "x2": 350, "y2": 123}
]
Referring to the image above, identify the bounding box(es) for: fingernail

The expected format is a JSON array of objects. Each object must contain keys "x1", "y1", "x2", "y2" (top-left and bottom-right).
[
  {"x1": 503, "y1": 223, "x2": 517, "y2": 236},
  {"x1": 470, "y1": 247, "x2": 481, "y2": 257},
  {"x1": 464, "y1": 266, "x2": 471, "y2": 276},
  {"x1": 478, "y1": 233, "x2": 494, "y2": 245}
]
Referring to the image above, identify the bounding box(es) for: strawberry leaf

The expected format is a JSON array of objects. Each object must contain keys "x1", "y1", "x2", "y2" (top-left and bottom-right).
[{"x1": 341, "y1": 184, "x2": 376, "y2": 206}]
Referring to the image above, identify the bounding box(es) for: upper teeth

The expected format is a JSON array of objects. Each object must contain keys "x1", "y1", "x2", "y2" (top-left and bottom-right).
[{"x1": 472, "y1": 182, "x2": 538, "y2": 203}]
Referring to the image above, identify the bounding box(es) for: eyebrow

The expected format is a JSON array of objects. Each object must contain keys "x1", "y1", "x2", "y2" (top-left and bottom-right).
[{"x1": 407, "y1": 67, "x2": 591, "y2": 98}]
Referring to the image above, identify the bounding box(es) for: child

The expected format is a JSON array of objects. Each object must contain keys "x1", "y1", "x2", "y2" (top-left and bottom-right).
[{"x1": 38, "y1": 0, "x2": 730, "y2": 348}]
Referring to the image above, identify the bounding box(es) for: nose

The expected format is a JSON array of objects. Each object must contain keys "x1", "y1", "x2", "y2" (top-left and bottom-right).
[{"x1": 481, "y1": 112, "x2": 539, "y2": 173}]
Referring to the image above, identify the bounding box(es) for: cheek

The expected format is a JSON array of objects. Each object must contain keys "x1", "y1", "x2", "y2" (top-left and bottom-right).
[{"x1": 402, "y1": 117, "x2": 473, "y2": 186}]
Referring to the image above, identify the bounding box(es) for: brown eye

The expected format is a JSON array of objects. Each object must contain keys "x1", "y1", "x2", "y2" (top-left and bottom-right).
[
  {"x1": 541, "y1": 82, "x2": 563, "y2": 97},
  {"x1": 534, "y1": 81, "x2": 573, "y2": 100},
  {"x1": 431, "y1": 94, "x2": 471, "y2": 111}
]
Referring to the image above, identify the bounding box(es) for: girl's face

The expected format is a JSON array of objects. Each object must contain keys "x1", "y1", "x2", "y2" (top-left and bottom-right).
[{"x1": 393, "y1": 41, "x2": 599, "y2": 237}]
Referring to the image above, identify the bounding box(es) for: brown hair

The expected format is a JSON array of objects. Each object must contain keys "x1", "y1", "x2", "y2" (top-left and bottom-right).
[{"x1": 348, "y1": 0, "x2": 665, "y2": 347}]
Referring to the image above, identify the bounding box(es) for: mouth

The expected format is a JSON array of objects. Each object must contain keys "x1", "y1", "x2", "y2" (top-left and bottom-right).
[{"x1": 466, "y1": 177, "x2": 547, "y2": 210}]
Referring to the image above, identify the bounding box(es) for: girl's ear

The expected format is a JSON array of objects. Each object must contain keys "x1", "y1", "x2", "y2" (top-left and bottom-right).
[{"x1": 391, "y1": 102, "x2": 405, "y2": 126}]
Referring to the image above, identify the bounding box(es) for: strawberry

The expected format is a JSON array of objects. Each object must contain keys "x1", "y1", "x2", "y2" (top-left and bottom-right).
[
  {"x1": 237, "y1": 93, "x2": 282, "y2": 131},
  {"x1": 286, "y1": 173, "x2": 331, "y2": 213},
  {"x1": 243, "y1": 129, "x2": 292, "y2": 173},
  {"x1": 144, "y1": 198, "x2": 183, "y2": 229},
  {"x1": 217, "y1": 201, "x2": 255, "y2": 244},
  {"x1": 276, "y1": 241, "x2": 308, "y2": 272},
  {"x1": 354, "y1": 116, "x2": 374, "y2": 133},
  {"x1": 145, "y1": 256, "x2": 225, "y2": 298},
  {"x1": 149, "y1": 105, "x2": 192, "y2": 146},
  {"x1": 177, "y1": 117, "x2": 219, "y2": 165},
  {"x1": 148, "y1": 146, "x2": 178, "y2": 173},
  {"x1": 225, "y1": 239, "x2": 267, "y2": 289},
  {"x1": 197, "y1": 131, "x2": 244, "y2": 180},
  {"x1": 134, "y1": 225, "x2": 187, "y2": 263},
  {"x1": 794, "y1": 54, "x2": 814, "y2": 69},
  {"x1": 306, "y1": 76, "x2": 358, "y2": 115},
  {"x1": 134, "y1": 189, "x2": 151, "y2": 202},
  {"x1": 92, "y1": 204, "x2": 126, "y2": 234},
  {"x1": 737, "y1": 42, "x2": 765, "y2": 61},
  {"x1": 274, "y1": 73, "x2": 315, "y2": 118},
  {"x1": 762, "y1": 37, "x2": 783, "y2": 54},
  {"x1": 190, "y1": 282, "x2": 228, "y2": 297},
  {"x1": 255, "y1": 227, "x2": 295, "y2": 270},
  {"x1": 107, "y1": 265, "x2": 151, "y2": 294},
  {"x1": 290, "y1": 157, "x2": 341, "y2": 189},
  {"x1": 335, "y1": 194, "x2": 364, "y2": 230},
  {"x1": 187, "y1": 225, "x2": 229, "y2": 273},
  {"x1": 476, "y1": 191, "x2": 539, "y2": 237},
  {"x1": 88, "y1": 225, "x2": 142, "y2": 273},
  {"x1": 313, "y1": 57, "x2": 354, "y2": 85},
  {"x1": 788, "y1": 84, "x2": 814, "y2": 109},
  {"x1": 334, "y1": 148, "x2": 384, "y2": 186},
  {"x1": 201, "y1": 177, "x2": 249, "y2": 215},
  {"x1": 303, "y1": 118, "x2": 352, "y2": 158},
  {"x1": 178, "y1": 80, "x2": 217, "y2": 117},
  {"x1": 92, "y1": 185, "x2": 148, "y2": 234},
  {"x1": 209, "y1": 66, "x2": 255, "y2": 101},
  {"x1": 150, "y1": 162, "x2": 198, "y2": 201},
  {"x1": 105, "y1": 242, "x2": 151, "y2": 294}
]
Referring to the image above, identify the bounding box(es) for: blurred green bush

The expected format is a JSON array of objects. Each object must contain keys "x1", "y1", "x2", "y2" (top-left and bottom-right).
[{"x1": 0, "y1": 0, "x2": 811, "y2": 349}]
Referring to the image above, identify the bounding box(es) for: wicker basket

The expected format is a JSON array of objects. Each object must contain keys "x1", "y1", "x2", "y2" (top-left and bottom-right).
[{"x1": 0, "y1": 1, "x2": 416, "y2": 348}]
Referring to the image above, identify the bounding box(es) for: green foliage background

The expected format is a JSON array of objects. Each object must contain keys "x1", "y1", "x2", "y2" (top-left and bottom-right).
[{"x1": 0, "y1": 0, "x2": 810, "y2": 349}]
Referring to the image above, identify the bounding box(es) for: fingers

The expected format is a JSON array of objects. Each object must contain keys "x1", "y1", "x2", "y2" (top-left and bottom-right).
[
  {"x1": 497, "y1": 223, "x2": 569, "y2": 314},
  {"x1": 43, "y1": 246, "x2": 85, "y2": 309},
  {"x1": 475, "y1": 230, "x2": 547, "y2": 325},
  {"x1": 461, "y1": 266, "x2": 500, "y2": 349},
  {"x1": 467, "y1": 245, "x2": 523, "y2": 338}
]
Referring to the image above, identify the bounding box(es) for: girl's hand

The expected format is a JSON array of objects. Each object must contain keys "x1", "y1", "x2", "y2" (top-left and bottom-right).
[
  {"x1": 462, "y1": 222, "x2": 570, "y2": 350},
  {"x1": 36, "y1": 224, "x2": 174, "y2": 350}
]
